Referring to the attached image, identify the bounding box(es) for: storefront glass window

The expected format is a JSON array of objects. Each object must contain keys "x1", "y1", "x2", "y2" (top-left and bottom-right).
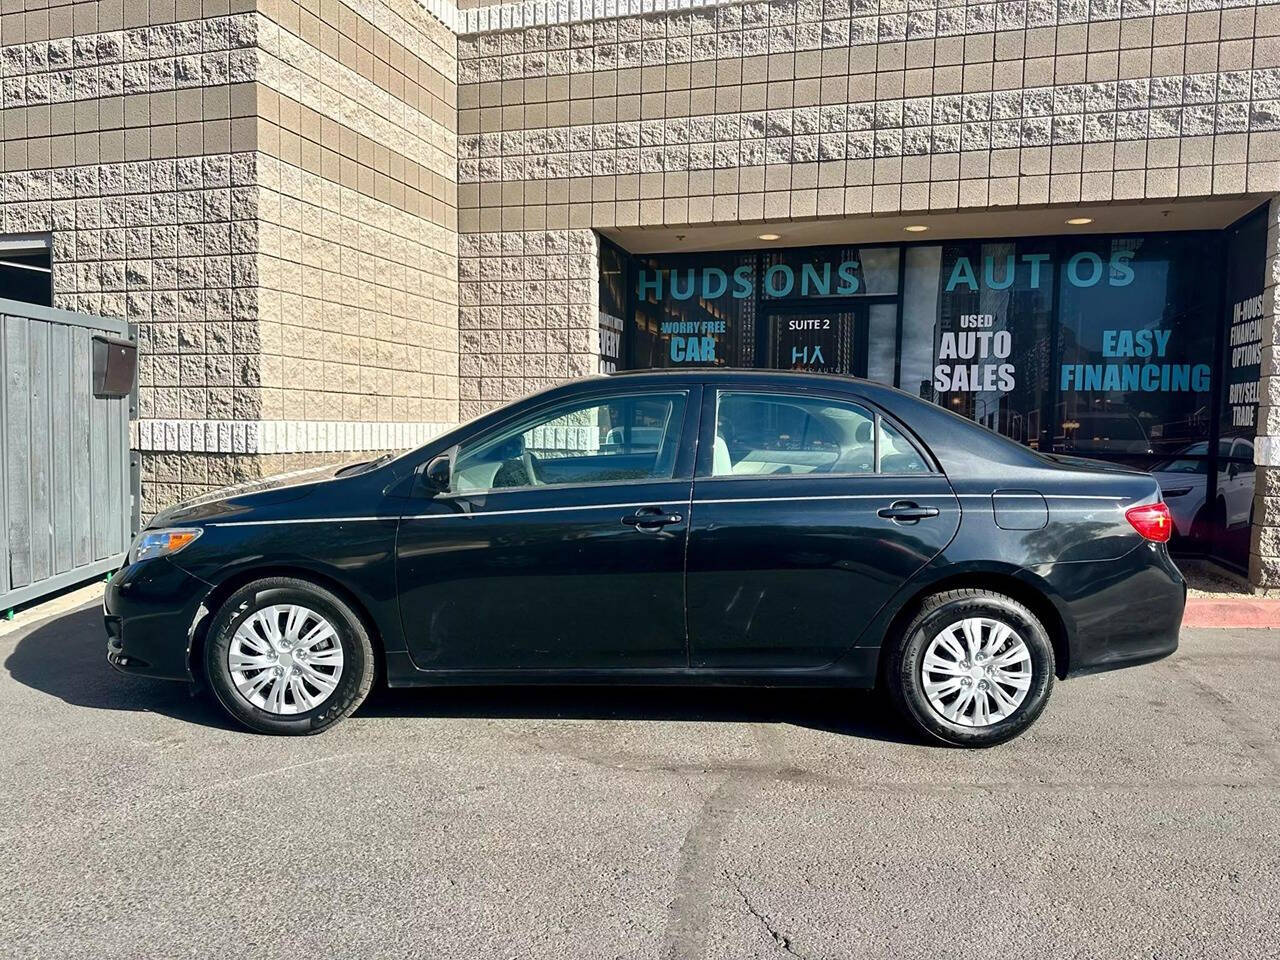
[
  {"x1": 900, "y1": 246, "x2": 943, "y2": 400},
  {"x1": 631, "y1": 251, "x2": 757, "y2": 368},
  {"x1": 598, "y1": 242, "x2": 627, "y2": 372},
  {"x1": 610, "y1": 213, "x2": 1266, "y2": 567},
  {"x1": 866, "y1": 302, "x2": 898, "y2": 386},
  {"x1": 1206, "y1": 207, "x2": 1267, "y2": 569},
  {"x1": 1054, "y1": 235, "x2": 1217, "y2": 460},
  {"x1": 948, "y1": 240, "x2": 1051, "y2": 446},
  {"x1": 759, "y1": 247, "x2": 899, "y2": 299}
]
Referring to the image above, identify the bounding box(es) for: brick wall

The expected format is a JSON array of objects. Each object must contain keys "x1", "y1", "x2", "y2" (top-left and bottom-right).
[
  {"x1": 1251, "y1": 194, "x2": 1280, "y2": 589},
  {"x1": 454, "y1": 0, "x2": 1280, "y2": 420},
  {"x1": 0, "y1": 0, "x2": 460, "y2": 514}
]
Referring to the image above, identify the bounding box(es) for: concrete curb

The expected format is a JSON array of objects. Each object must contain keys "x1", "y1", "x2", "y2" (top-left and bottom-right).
[{"x1": 1183, "y1": 597, "x2": 1280, "y2": 629}]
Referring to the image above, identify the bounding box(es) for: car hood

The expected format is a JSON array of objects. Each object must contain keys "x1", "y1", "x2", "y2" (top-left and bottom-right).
[{"x1": 147, "y1": 462, "x2": 352, "y2": 527}]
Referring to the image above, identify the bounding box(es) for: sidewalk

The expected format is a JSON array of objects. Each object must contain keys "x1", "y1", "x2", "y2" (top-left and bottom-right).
[{"x1": 0, "y1": 582, "x2": 105, "y2": 639}]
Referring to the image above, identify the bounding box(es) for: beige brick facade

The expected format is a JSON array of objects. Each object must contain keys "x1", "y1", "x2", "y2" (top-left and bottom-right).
[
  {"x1": 448, "y1": 0, "x2": 1280, "y2": 589},
  {"x1": 0, "y1": 0, "x2": 458, "y2": 513},
  {"x1": 1250, "y1": 194, "x2": 1280, "y2": 588}
]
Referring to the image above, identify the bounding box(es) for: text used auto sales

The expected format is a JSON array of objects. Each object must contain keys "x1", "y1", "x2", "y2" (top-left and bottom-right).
[{"x1": 933, "y1": 315, "x2": 1014, "y2": 392}]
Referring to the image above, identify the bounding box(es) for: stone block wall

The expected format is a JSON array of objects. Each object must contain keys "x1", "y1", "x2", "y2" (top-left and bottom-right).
[
  {"x1": 251, "y1": 0, "x2": 459, "y2": 429},
  {"x1": 451, "y1": 0, "x2": 1280, "y2": 589},
  {"x1": 456, "y1": 0, "x2": 1280, "y2": 233},
  {"x1": 457, "y1": 226, "x2": 598, "y2": 419},
  {"x1": 0, "y1": 0, "x2": 460, "y2": 515},
  {"x1": 1251, "y1": 194, "x2": 1280, "y2": 589},
  {"x1": 10, "y1": 0, "x2": 1280, "y2": 569}
]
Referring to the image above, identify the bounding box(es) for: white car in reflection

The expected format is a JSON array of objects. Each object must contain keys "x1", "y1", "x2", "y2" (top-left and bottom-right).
[{"x1": 1151, "y1": 438, "x2": 1254, "y2": 539}]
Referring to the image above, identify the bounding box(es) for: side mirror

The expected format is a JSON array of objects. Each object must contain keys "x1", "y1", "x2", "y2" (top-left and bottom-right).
[
  {"x1": 419, "y1": 455, "x2": 451, "y2": 495},
  {"x1": 1228, "y1": 463, "x2": 1240, "y2": 480}
]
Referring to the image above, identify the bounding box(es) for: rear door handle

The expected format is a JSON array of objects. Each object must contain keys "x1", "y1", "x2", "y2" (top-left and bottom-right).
[
  {"x1": 622, "y1": 506, "x2": 684, "y2": 529},
  {"x1": 877, "y1": 501, "x2": 940, "y2": 522}
]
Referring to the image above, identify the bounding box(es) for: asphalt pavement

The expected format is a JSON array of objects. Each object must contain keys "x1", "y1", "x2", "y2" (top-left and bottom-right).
[{"x1": 1, "y1": 603, "x2": 1277, "y2": 960}]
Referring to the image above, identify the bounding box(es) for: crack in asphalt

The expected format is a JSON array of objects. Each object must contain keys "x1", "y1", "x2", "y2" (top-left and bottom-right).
[
  {"x1": 660, "y1": 723, "x2": 805, "y2": 959},
  {"x1": 725, "y1": 870, "x2": 812, "y2": 960}
]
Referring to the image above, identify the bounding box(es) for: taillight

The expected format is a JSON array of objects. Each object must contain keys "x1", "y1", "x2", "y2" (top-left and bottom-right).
[{"x1": 1126, "y1": 502, "x2": 1172, "y2": 543}]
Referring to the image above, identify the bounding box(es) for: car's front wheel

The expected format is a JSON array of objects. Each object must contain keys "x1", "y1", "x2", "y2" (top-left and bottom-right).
[
  {"x1": 204, "y1": 577, "x2": 375, "y2": 735},
  {"x1": 885, "y1": 588, "x2": 1055, "y2": 747}
]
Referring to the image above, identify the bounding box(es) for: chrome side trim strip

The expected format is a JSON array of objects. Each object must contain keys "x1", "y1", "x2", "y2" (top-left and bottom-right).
[
  {"x1": 956, "y1": 493, "x2": 1126, "y2": 501},
  {"x1": 403, "y1": 501, "x2": 667, "y2": 520},
  {"x1": 209, "y1": 517, "x2": 390, "y2": 527},
  {"x1": 209, "y1": 492, "x2": 1125, "y2": 526},
  {"x1": 693, "y1": 493, "x2": 947, "y2": 506}
]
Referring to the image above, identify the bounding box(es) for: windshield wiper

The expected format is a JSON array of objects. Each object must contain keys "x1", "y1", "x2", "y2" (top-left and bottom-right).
[{"x1": 335, "y1": 452, "x2": 396, "y2": 478}]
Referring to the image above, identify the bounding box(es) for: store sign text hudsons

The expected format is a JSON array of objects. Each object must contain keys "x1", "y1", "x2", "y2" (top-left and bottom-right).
[{"x1": 636, "y1": 261, "x2": 864, "y2": 302}]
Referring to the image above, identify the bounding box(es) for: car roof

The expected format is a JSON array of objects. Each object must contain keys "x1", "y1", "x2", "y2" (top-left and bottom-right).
[{"x1": 604, "y1": 367, "x2": 893, "y2": 391}]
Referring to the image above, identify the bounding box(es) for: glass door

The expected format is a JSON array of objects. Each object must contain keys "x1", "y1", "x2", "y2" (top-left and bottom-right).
[{"x1": 765, "y1": 307, "x2": 861, "y2": 374}]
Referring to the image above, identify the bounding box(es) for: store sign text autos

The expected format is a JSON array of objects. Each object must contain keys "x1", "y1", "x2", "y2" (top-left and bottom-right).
[
  {"x1": 945, "y1": 250, "x2": 1136, "y2": 290},
  {"x1": 637, "y1": 261, "x2": 864, "y2": 302}
]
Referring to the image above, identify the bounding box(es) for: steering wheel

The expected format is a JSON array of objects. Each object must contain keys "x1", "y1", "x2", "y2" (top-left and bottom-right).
[{"x1": 521, "y1": 445, "x2": 542, "y2": 486}]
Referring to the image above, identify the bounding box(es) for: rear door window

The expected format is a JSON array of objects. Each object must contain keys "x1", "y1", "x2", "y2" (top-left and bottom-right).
[{"x1": 710, "y1": 391, "x2": 929, "y2": 477}]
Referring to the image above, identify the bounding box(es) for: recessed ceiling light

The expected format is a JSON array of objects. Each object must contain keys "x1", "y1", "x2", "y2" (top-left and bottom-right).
[
  {"x1": 903, "y1": 225, "x2": 929, "y2": 233},
  {"x1": 1065, "y1": 217, "x2": 1094, "y2": 225},
  {"x1": 757, "y1": 233, "x2": 781, "y2": 241}
]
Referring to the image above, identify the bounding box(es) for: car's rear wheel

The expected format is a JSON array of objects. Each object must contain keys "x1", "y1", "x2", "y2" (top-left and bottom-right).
[
  {"x1": 885, "y1": 588, "x2": 1055, "y2": 747},
  {"x1": 204, "y1": 577, "x2": 375, "y2": 735}
]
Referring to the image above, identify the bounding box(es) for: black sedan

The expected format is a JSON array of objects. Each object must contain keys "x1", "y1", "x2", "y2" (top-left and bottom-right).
[{"x1": 105, "y1": 370, "x2": 1185, "y2": 746}]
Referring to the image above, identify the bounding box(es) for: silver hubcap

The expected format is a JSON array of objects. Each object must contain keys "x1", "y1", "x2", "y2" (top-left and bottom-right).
[
  {"x1": 921, "y1": 617, "x2": 1033, "y2": 728},
  {"x1": 228, "y1": 604, "x2": 344, "y2": 715}
]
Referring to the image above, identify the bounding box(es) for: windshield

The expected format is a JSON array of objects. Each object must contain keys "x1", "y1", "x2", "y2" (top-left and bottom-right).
[{"x1": 1151, "y1": 442, "x2": 1210, "y2": 473}]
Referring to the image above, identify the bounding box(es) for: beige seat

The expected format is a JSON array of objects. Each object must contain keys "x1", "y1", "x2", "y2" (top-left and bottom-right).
[{"x1": 713, "y1": 435, "x2": 733, "y2": 475}]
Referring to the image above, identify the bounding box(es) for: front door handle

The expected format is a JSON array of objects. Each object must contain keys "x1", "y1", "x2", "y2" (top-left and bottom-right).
[
  {"x1": 877, "y1": 501, "x2": 940, "y2": 523},
  {"x1": 622, "y1": 506, "x2": 684, "y2": 529}
]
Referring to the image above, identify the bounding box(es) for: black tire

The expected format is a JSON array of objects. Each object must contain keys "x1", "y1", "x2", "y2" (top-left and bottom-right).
[
  {"x1": 1190, "y1": 498, "x2": 1224, "y2": 543},
  {"x1": 204, "y1": 577, "x2": 375, "y2": 735},
  {"x1": 885, "y1": 588, "x2": 1055, "y2": 747}
]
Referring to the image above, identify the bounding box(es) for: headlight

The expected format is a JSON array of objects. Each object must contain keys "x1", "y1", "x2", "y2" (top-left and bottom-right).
[{"x1": 128, "y1": 527, "x2": 203, "y2": 565}]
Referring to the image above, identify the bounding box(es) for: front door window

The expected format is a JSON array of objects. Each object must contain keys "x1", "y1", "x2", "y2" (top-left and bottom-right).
[{"x1": 452, "y1": 392, "x2": 688, "y2": 492}]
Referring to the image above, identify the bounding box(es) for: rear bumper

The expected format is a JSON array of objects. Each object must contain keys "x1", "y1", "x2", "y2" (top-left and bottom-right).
[
  {"x1": 1056, "y1": 543, "x2": 1185, "y2": 678},
  {"x1": 103, "y1": 558, "x2": 212, "y2": 681}
]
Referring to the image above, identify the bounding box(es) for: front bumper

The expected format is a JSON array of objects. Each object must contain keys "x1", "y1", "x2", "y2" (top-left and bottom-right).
[{"x1": 104, "y1": 557, "x2": 212, "y2": 681}]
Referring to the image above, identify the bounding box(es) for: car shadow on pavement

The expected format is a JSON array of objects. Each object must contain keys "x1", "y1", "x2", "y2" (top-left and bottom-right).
[
  {"x1": 361, "y1": 684, "x2": 924, "y2": 744},
  {"x1": 4, "y1": 604, "x2": 238, "y2": 731},
  {"x1": 6, "y1": 604, "x2": 925, "y2": 744}
]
